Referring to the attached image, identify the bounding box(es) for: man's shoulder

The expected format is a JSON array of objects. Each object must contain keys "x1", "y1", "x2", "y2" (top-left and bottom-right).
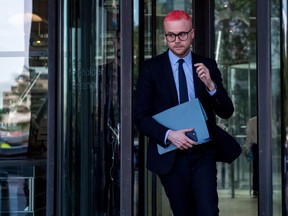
[{"x1": 192, "y1": 52, "x2": 216, "y2": 64}]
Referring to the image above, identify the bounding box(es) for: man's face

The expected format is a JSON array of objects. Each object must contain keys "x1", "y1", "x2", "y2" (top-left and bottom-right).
[{"x1": 164, "y1": 19, "x2": 194, "y2": 58}]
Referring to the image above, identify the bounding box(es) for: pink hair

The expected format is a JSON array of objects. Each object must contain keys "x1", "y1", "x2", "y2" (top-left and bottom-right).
[{"x1": 163, "y1": 10, "x2": 191, "y2": 24}]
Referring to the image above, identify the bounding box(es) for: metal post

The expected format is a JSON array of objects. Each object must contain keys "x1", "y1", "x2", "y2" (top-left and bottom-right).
[{"x1": 257, "y1": 0, "x2": 273, "y2": 215}]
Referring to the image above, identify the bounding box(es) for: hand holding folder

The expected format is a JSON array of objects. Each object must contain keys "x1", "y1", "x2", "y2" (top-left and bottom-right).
[{"x1": 152, "y1": 98, "x2": 211, "y2": 154}]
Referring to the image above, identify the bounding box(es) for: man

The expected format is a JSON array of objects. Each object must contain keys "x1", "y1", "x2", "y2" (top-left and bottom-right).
[
  {"x1": 134, "y1": 10, "x2": 234, "y2": 216},
  {"x1": 244, "y1": 116, "x2": 258, "y2": 197},
  {"x1": 244, "y1": 116, "x2": 277, "y2": 198}
]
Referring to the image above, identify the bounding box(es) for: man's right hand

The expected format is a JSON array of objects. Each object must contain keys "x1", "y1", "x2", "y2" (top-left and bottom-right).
[{"x1": 167, "y1": 129, "x2": 198, "y2": 150}]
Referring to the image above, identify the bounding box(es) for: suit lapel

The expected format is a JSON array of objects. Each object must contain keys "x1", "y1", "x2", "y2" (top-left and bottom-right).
[
  {"x1": 192, "y1": 53, "x2": 203, "y2": 99},
  {"x1": 161, "y1": 51, "x2": 179, "y2": 105}
]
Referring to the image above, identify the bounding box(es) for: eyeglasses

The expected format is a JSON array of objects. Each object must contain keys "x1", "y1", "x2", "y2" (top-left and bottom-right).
[{"x1": 165, "y1": 28, "x2": 194, "y2": 42}]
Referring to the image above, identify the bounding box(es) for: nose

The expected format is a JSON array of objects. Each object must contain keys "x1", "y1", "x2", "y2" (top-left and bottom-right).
[{"x1": 175, "y1": 35, "x2": 181, "y2": 42}]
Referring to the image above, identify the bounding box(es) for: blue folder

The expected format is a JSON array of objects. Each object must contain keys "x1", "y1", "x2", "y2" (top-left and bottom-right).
[{"x1": 152, "y1": 98, "x2": 211, "y2": 154}]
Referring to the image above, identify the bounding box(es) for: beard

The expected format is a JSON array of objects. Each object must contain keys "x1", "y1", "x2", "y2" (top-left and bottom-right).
[{"x1": 170, "y1": 45, "x2": 191, "y2": 58}]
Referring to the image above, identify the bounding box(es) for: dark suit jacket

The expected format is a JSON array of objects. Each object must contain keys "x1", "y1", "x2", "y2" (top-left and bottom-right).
[{"x1": 134, "y1": 50, "x2": 234, "y2": 175}]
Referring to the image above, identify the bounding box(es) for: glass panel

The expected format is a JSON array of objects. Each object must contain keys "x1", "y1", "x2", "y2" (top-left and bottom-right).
[
  {"x1": 282, "y1": 1, "x2": 288, "y2": 215},
  {"x1": 271, "y1": 0, "x2": 283, "y2": 215},
  {"x1": 214, "y1": 0, "x2": 258, "y2": 215},
  {"x1": 0, "y1": 165, "x2": 46, "y2": 215},
  {"x1": 0, "y1": 0, "x2": 48, "y2": 215},
  {"x1": 62, "y1": 0, "x2": 121, "y2": 215},
  {"x1": 133, "y1": 1, "x2": 140, "y2": 215},
  {"x1": 0, "y1": 0, "x2": 48, "y2": 158}
]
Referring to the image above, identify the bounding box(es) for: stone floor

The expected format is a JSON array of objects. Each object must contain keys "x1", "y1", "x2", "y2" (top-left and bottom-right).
[{"x1": 218, "y1": 189, "x2": 257, "y2": 216}]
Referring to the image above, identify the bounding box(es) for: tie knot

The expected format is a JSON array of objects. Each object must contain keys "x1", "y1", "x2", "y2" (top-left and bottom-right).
[{"x1": 178, "y1": 59, "x2": 184, "y2": 65}]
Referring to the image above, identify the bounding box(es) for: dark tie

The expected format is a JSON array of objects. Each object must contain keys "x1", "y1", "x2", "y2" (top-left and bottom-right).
[{"x1": 178, "y1": 59, "x2": 189, "y2": 103}]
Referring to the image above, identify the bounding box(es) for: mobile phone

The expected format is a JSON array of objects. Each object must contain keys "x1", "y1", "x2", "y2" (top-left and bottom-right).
[{"x1": 185, "y1": 130, "x2": 198, "y2": 142}]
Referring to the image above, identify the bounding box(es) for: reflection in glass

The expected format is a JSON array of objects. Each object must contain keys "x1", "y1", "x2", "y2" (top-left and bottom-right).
[
  {"x1": 0, "y1": 0, "x2": 48, "y2": 215},
  {"x1": 0, "y1": 0, "x2": 48, "y2": 158},
  {"x1": 98, "y1": 29, "x2": 121, "y2": 215},
  {"x1": 62, "y1": 0, "x2": 123, "y2": 215},
  {"x1": 0, "y1": 165, "x2": 46, "y2": 215}
]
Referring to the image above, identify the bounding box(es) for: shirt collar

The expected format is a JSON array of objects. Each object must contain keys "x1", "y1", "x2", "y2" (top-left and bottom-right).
[{"x1": 168, "y1": 50, "x2": 192, "y2": 66}]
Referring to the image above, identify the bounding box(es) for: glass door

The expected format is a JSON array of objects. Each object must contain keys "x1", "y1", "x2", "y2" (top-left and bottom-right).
[
  {"x1": 61, "y1": 0, "x2": 125, "y2": 215},
  {"x1": 214, "y1": 0, "x2": 283, "y2": 215},
  {"x1": 214, "y1": 1, "x2": 258, "y2": 214},
  {"x1": 138, "y1": 0, "x2": 284, "y2": 215}
]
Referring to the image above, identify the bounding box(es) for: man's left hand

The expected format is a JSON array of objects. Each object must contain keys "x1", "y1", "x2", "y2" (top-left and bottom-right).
[{"x1": 194, "y1": 63, "x2": 216, "y2": 91}]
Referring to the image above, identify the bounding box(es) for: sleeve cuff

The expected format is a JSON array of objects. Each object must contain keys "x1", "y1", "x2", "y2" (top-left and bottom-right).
[
  {"x1": 207, "y1": 82, "x2": 217, "y2": 96},
  {"x1": 164, "y1": 129, "x2": 171, "y2": 146}
]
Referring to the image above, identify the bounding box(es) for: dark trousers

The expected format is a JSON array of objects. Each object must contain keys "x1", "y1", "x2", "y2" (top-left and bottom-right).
[
  {"x1": 158, "y1": 143, "x2": 219, "y2": 216},
  {"x1": 251, "y1": 143, "x2": 259, "y2": 192}
]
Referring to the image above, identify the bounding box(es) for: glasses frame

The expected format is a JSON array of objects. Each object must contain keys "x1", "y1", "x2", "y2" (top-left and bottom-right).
[{"x1": 164, "y1": 28, "x2": 194, "y2": 42}]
